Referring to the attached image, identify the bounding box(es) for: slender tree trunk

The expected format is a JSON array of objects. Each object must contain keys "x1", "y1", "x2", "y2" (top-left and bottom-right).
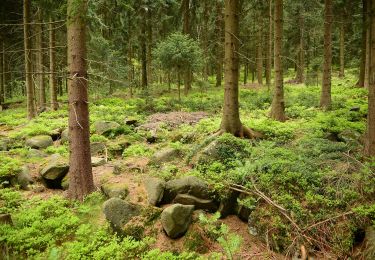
[
  {"x1": 182, "y1": 0, "x2": 192, "y2": 94},
  {"x1": 147, "y1": 10, "x2": 153, "y2": 85},
  {"x1": 256, "y1": 22, "x2": 263, "y2": 85},
  {"x1": 320, "y1": 0, "x2": 333, "y2": 109},
  {"x1": 36, "y1": 9, "x2": 46, "y2": 109},
  {"x1": 24, "y1": 0, "x2": 36, "y2": 119},
  {"x1": 365, "y1": 25, "x2": 371, "y2": 88},
  {"x1": 177, "y1": 69, "x2": 181, "y2": 102},
  {"x1": 67, "y1": 0, "x2": 95, "y2": 201},
  {"x1": 270, "y1": 0, "x2": 286, "y2": 121},
  {"x1": 215, "y1": 1, "x2": 224, "y2": 87},
  {"x1": 0, "y1": 39, "x2": 3, "y2": 105},
  {"x1": 203, "y1": 0, "x2": 209, "y2": 81},
  {"x1": 358, "y1": 0, "x2": 368, "y2": 87},
  {"x1": 141, "y1": 11, "x2": 148, "y2": 89},
  {"x1": 296, "y1": 14, "x2": 305, "y2": 83},
  {"x1": 339, "y1": 20, "x2": 345, "y2": 78},
  {"x1": 49, "y1": 17, "x2": 58, "y2": 110},
  {"x1": 1, "y1": 43, "x2": 5, "y2": 102},
  {"x1": 266, "y1": 0, "x2": 273, "y2": 88},
  {"x1": 365, "y1": 0, "x2": 375, "y2": 157},
  {"x1": 244, "y1": 63, "x2": 248, "y2": 85}
]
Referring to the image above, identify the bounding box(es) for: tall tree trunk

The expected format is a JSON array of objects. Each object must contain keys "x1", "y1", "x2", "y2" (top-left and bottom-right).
[
  {"x1": 141, "y1": 10, "x2": 148, "y2": 89},
  {"x1": 265, "y1": 0, "x2": 272, "y2": 88},
  {"x1": 365, "y1": 24, "x2": 371, "y2": 88},
  {"x1": 182, "y1": 0, "x2": 192, "y2": 94},
  {"x1": 256, "y1": 22, "x2": 263, "y2": 85},
  {"x1": 24, "y1": 0, "x2": 36, "y2": 119},
  {"x1": 49, "y1": 17, "x2": 58, "y2": 110},
  {"x1": 0, "y1": 40, "x2": 4, "y2": 105},
  {"x1": 128, "y1": 43, "x2": 134, "y2": 97},
  {"x1": 358, "y1": 0, "x2": 368, "y2": 87},
  {"x1": 339, "y1": 20, "x2": 345, "y2": 78},
  {"x1": 36, "y1": 9, "x2": 46, "y2": 109},
  {"x1": 203, "y1": 0, "x2": 209, "y2": 81},
  {"x1": 296, "y1": 13, "x2": 305, "y2": 83},
  {"x1": 147, "y1": 10, "x2": 153, "y2": 85},
  {"x1": 215, "y1": 0, "x2": 224, "y2": 87},
  {"x1": 365, "y1": 0, "x2": 375, "y2": 157},
  {"x1": 67, "y1": 0, "x2": 95, "y2": 201},
  {"x1": 270, "y1": 0, "x2": 286, "y2": 121},
  {"x1": 320, "y1": 0, "x2": 333, "y2": 109}
]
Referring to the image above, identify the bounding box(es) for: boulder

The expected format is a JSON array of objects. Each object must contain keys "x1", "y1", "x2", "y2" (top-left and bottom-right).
[
  {"x1": 91, "y1": 142, "x2": 106, "y2": 156},
  {"x1": 161, "y1": 204, "x2": 194, "y2": 239},
  {"x1": 113, "y1": 162, "x2": 123, "y2": 175},
  {"x1": 93, "y1": 121, "x2": 120, "y2": 135},
  {"x1": 124, "y1": 117, "x2": 139, "y2": 126},
  {"x1": 27, "y1": 149, "x2": 47, "y2": 158},
  {"x1": 101, "y1": 183, "x2": 129, "y2": 199},
  {"x1": 150, "y1": 148, "x2": 180, "y2": 165},
  {"x1": 61, "y1": 129, "x2": 69, "y2": 144},
  {"x1": 92, "y1": 157, "x2": 106, "y2": 167},
  {"x1": 162, "y1": 176, "x2": 211, "y2": 204},
  {"x1": 16, "y1": 166, "x2": 33, "y2": 190},
  {"x1": 144, "y1": 178, "x2": 165, "y2": 206},
  {"x1": 40, "y1": 154, "x2": 69, "y2": 188},
  {"x1": 108, "y1": 138, "x2": 131, "y2": 157},
  {"x1": 0, "y1": 214, "x2": 13, "y2": 225},
  {"x1": 102, "y1": 198, "x2": 140, "y2": 231},
  {"x1": 25, "y1": 135, "x2": 53, "y2": 149},
  {"x1": 173, "y1": 194, "x2": 218, "y2": 212}
]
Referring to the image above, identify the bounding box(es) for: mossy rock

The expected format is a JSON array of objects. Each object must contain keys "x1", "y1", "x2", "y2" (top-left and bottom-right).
[
  {"x1": 25, "y1": 135, "x2": 53, "y2": 149},
  {"x1": 149, "y1": 148, "x2": 181, "y2": 165},
  {"x1": 93, "y1": 121, "x2": 121, "y2": 135},
  {"x1": 40, "y1": 154, "x2": 69, "y2": 189},
  {"x1": 144, "y1": 177, "x2": 165, "y2": 206},
  {"x1": 101, "y1": 182, "x2": 129, "y2": 199},
  {"x1": 161, "y1": 204, "x2": 195, "y2": 239}
]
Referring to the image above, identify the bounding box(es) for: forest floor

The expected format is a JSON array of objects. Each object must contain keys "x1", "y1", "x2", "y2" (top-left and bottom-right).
[{"x1": 0, "y1": 71, "x2": 374, "y2": 259}]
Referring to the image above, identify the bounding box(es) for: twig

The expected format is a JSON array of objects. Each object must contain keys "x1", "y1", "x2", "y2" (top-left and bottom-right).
[
  {"x1": 71, "y1": 102, "x2": 83, "y2": 130},
  {"x1": 302, "y1": 211, "x2": 354, "y2": 232}
]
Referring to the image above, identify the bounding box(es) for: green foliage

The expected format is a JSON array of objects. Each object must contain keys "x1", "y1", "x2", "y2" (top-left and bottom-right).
[
  {"x1": 123, "y1": 144, "x2": 152, "y2": 157},
  {"x1": 155, "y1": 33, "x2": 203, "y2": 72},
  {"x1": 0, "y1": 155, "x2": 22, "y2": 182},
  {"x1": 0, "y1": 188, "x2": 23, "y2": 214}
]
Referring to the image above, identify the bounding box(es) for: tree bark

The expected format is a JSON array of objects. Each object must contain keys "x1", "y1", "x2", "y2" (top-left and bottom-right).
[
  {"x1": 49, "y1": 17, "x2": 58, "y2": 110},
  {"x1": 339, "y1": 19, "x2": 345, "y2": 78},
  {"x1": 365, "y1": 0, "x2": 375, "y2": 157},
  {"x1": 147, "y1": 10, "x2": 153, "y2": 85},
  {"x1": 296, "y1": 13, "x2": 305, "y2": 83},
  {"x1": 0, "y1": 40, "x2": 4, "y2": 105},
  {"x1": 320, "y1": 0, "x2": 333, "y2": 109},
  {"x1": 256, "y1": 21, "x2": 263, "y2": 86},
  {"x1": 358, "y1": 0, "x2": 368, "y2": 87},
  {"x1": 67, "y1": 0, "x2": 95, "y2": 201},
  {"x1": 270, "y1": 0, "x2": 286, "y2": 122},
  {"x1": 24, "y1": 0, "x2": 36, "y2": 119},
  {"x1": 36, "y1": 9, "x2": 46, "y2": 109},
  {"x1": 140, "y1": 9, "x2": 148, "y2": 89},
  {"x1": 265, "y1": 0, "x2": 272, "y2": 88},
  {"x1": 215, "y1": 0, "x2": 224, "y2": 87},
  {"x1": 203, "y1": 0, "x2": 209, "y2": 81},
  {"x1": 182, "y1": 0, "x2": 192, "y2": 94}
]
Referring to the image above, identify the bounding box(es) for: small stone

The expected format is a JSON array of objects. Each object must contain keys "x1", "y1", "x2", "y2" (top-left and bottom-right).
[
  {"x1": 173, "y1": 194, "x2": 218, "y2": 212},
  {"x1": 350, "y1": 106, "x2": 360, "y2": 112},
  {"x1": 25, "y1": 135, "x2": 53, "y2": 149},
  {"x1": 92, "y1": 157, "x2": 106, "y2": 167},
  {"x1": 124, "y1": 117, "x2": 139, "y2": 126},
  {"x1": 93, "y1": 121, "x2": 120, "y2": 135},
  {"x1": 161, "y1": 204, "x2": 194, "y2": 239},
  {"x1": 144, "y1": 178, "x2": 165, "y2": 206},
  {"x1": 150, "y1": 148, "x2": 180, "y2": 165},
  {"x1": 91, "y1": 142, "x2": 106, "y2": 156},
  {"x1": 16, "y1": 166, "x2": 33, "y2": 190},
  {"x1": 27, "y1": 148, "x2": 47, "y2": 158}
]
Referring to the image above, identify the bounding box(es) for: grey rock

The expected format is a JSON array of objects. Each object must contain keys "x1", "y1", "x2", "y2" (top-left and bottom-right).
[
  {"x1": 150, "y1": 148, "x2": 180, "y2": 165},
  {"x1": 61, "y1": 129, "x2": 69, "y2": 144},
  {"x1": 101, "y1": 183, "x2": 129, "y2": 199},
  {"x1": 173, "y1": 194, "x2": 218, "y2": 212},
  {"x1": 40, "y1": 154, "x2": 69, "y2": 188},
  {"x1": 161, "y1": 204, "x2": 194, "y2": 238},
  {"x1": 102, "y1": 198, "x2": 140, "y2": 230},
  {"x1": 91, "y1": 142, "x2": 106, "y2": 156},
  {"x1": 349, "y1": 106, "x2": 360, "y2": 112},
  {"x1": 144, "y1": 178, "x2": 165, "y2": 206},
  {"x1": 92, "y1": 157, "x2": 106, "y2": 167},
  {"x1": 93, "y1": 121, "x2": 120, "y2": 135},
  {"x1": 27, "y1": 149, "x2": 47, "y2": 158},
  {"x1": 16, "y1": 166, "x2": 33, "y2": 190},
  {"x1": 0, "y1": 214, "x2": 13, "y2": 225},
  {"x1": 25, "y1": 135, "x2": 53, "y2": 149},
  {"x1": 162, "y1": 176, "x2": 211, "y2": 204},
  {"x1": 124, "y1": 117, "x2": 139, "y2": 126}
]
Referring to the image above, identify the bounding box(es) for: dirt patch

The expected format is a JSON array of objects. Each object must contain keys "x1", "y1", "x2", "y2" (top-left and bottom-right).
[{"x1": 137, "y1": 111, "x2": 209, "y2": 131}]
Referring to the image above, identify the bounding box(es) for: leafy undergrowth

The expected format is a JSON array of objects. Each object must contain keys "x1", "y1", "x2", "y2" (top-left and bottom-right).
[{"x1": 0, "y1": 71, "x2": 374, "y2": 258}]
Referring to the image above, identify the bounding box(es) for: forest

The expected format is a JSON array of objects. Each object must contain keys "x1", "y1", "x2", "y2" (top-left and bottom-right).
[{"x1": 0, "y1": 0, "x2": 375, "y2": 259}]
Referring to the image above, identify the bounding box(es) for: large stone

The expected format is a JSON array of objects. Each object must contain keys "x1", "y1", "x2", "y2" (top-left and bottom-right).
[
  {"x1": 91, "y1": 142, "x2": 106, "y2": 156},
  {"x1": 27, "y1": 149, "x2": 47, "y2": 158},
  {"x1": 93, "y1": 121, "x2": 120, "y2": 135},
  {"x1": 144, "y1": 178, "x2": 165, "y2": 206},
  {"x1": 102, "y1": 198, "x2": 140, "y2": 231},
  {"x1": 162, "y1": 176, "x2": 211, "y2": 204},
  {"x1": 40, "y1": 154, "x2": 69, "y2": 188},
  {"x1": 161, "y1": 204, "x2": 194, "y2": 239},
  {"x1": 16, "y1": 166, "x2": 33, "y2": 190},
  {"x1": 101, "y1": 183, "x2": 129, "y2": 199},
  {"x1": 61, "y1": 129, "x2": 69, "y2": 144},
  {"x1": 150, "y1": 148, "x2": 180, "y2": 165},
  {"x1": 173, "y1": 194, "x2": 218, "y2": 212},
  {"x1": 92, "y1": 157, "x2": 106, "y2": 167},
  {"x1": 25, "y1": 135, "x2": 53, "y2": 149}
]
